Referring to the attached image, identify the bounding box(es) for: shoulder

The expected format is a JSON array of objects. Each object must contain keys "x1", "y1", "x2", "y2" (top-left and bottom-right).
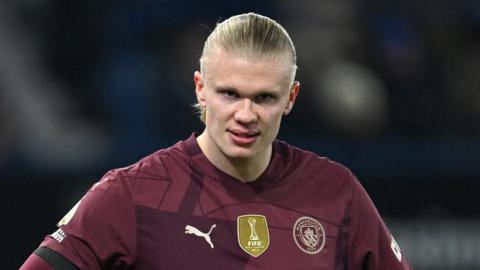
[
  {"x1": 121, "y1": 140, "x2": 187, "y2": 176},
  {"x1": 274, "y1": 139, "x2": 362, "y2": 205},
  {"x1": 276, "y1": 139, "x2": 355, "y2": 182},
  {"x1": 91, "y1": 140, "x2": 190, "y2": 207},
  {"x1": 284, "y1": 142, "x2": 377, "y2": 216}
]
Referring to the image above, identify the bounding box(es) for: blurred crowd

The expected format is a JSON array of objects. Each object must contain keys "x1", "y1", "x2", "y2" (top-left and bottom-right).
[{"x1": 1, "y1": 0, "x2": 479, "y2": 175}]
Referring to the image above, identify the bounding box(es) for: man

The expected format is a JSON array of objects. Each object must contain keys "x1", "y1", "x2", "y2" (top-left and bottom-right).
[{"x1": 21, "y1": 13, "x2": 413, "y2": 269}]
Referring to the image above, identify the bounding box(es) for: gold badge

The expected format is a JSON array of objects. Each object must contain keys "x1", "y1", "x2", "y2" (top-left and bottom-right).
[{"x1": 237, "y1": 215, "x2": 270, "y2": 257}]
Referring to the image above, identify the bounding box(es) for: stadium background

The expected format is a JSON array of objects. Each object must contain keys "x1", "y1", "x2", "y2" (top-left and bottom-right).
[{"x1": 1, "y1": 1, "x2": 479, "y2": 269}]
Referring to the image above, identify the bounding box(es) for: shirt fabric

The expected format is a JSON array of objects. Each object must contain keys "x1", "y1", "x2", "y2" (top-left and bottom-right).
[{"x1": 39, "y1": 133, "x2": 412, "y2": 269}]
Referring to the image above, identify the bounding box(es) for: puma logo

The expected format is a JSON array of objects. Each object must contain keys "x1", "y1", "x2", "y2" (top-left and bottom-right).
[{"x1": 185, "y1": 224, "x2": 217, "y2": 249}]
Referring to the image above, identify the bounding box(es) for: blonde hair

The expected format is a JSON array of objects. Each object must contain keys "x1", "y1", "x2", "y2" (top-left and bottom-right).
[{"x1": 194, "y1": 13, "x2": 297, "y2": 122}]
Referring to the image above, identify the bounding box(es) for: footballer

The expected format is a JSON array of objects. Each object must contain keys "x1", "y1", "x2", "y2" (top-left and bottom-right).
[{"x1": 21, "y1": 13, "x2": 413, "y2": 269}]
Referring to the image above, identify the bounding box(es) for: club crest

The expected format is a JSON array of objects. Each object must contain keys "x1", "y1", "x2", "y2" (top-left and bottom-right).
[
  {"x1": 293, "y1": 216, "x2": 325, "y2": 254},
  {"x1": 237, "y1": 215, "x2": 270, "y2": 257}
]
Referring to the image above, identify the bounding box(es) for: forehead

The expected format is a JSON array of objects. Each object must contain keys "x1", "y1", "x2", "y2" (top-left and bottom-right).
[{"x1": 203, "y1": 49, "x2": 292, "y2": 92}]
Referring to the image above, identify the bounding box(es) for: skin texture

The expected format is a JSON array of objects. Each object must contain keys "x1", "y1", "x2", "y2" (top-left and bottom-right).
[{"x1": 194, "y1": 49, "x2": 300, "y2": 182}]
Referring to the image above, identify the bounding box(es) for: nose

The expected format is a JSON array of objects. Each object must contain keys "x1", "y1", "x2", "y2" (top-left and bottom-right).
[{"x1": 234, "y1": 99, "x2": 258, "y2": 124}]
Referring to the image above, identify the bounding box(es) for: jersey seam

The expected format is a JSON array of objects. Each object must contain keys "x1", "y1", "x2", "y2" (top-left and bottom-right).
[{"x1": 204, "y1": 201, "x2": 340, "y2": 227}]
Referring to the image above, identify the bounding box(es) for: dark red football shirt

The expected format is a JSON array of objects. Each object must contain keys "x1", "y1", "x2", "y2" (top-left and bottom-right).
[{"x1": 38, "y1": 134, "x2": 412, "y2": 269}]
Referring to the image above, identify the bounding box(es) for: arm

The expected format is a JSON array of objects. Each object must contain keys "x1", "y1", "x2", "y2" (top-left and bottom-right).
[
  {"x1": 23, "y1": 170, "x2": 137, "y2": 269},
  {"x1": 20, "y1": 247, "x2": 79, "y2": 270},
  {"x1": 345, "y1": 174, "x2": 413, "y2": 270}
]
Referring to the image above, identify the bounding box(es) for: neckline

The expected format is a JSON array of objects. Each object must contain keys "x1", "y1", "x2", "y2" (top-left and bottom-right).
[{"x1": 181, "y1": 133, "x2": 288, "y2": 189}]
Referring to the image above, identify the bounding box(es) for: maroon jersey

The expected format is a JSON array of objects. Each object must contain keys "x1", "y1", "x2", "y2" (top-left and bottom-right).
[{"x1": 39, "y1": 134, "x2": 412, "y2": 269}]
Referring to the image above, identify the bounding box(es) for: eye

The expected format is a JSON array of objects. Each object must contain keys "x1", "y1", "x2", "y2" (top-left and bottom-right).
[
  {"x1": 220, "y1": 90, "x2": 239, "y2": 99},
  {"x1": 255, "y1": 94, "x2": 275, "y2": 103}
]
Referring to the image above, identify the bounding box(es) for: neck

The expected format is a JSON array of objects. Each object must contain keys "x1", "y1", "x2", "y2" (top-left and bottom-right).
[{"x1": 197, "y1": 131, "x2": 272, "y2": 183}]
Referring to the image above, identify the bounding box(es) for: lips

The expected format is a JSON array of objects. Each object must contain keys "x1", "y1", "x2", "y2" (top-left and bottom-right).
[{"x1": 228, "y1": 129, "x2": 260, "y2": 145}]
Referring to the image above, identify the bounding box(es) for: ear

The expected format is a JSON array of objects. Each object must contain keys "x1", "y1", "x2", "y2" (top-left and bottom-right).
[
  {"x1": 194, "y1": 71, "x2": 206, "y2": 107},
  {"x1": 283, "y1": 81, "x2": 300, "y2": 115}
]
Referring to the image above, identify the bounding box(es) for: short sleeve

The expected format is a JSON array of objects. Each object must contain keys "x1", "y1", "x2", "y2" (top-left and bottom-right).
[
  {"x1": 40, "y1": 170, "x2": 136, "y2": 269},
  {"x1": 345, "y1": 173, "x2": 413, "y2": 270}
]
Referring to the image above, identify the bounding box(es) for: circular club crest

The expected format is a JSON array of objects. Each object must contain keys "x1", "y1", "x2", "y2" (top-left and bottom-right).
[{"x1": 293, "y1": 216, "x2": 326, "y2": 254}]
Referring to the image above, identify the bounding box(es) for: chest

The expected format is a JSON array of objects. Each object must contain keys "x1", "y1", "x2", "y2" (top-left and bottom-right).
[{"x1": 134, "y1": 180, "x2": 345, "y2": 270}]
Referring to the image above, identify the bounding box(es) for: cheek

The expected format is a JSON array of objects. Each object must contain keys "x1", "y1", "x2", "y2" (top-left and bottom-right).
[
  {"x1": 206, "y1": 99, "x2": 231, "y2": 122},
  {"x1": 261, "y1": 108, "x2": 285, "y2": 128}
]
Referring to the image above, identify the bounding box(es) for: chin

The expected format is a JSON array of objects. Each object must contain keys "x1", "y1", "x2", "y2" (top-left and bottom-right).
[{"x1": 222, "y1": 147, "x2": 257, "y2": 160}]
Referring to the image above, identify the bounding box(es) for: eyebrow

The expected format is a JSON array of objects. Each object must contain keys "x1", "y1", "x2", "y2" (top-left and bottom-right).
[
  {"x1": 214, "y1": 86, "x2": 237, "y2": 92},
  {"x1": 213, "y1": 85, "x2": 283, "y2": 96}
]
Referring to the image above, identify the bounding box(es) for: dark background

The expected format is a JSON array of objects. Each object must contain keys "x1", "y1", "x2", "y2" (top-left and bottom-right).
[{"x1": 1, "y1": 1, "x2": 479, "y2": 269}]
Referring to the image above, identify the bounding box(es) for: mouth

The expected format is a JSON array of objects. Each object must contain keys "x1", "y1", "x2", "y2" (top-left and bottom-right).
[{"x1": 228, "y1": 129, "x2": 260, "y2": 145}]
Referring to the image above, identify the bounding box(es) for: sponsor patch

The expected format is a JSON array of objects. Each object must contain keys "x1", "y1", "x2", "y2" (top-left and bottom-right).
[
  {"x1": 51, "y1": 228, "x2": 67, "y2": 243},
  {"x1": 391, "y1": 235, "x2": 402, "y2": 262},
  {"x1": 237, "y1": 215, "x2": 270, "y2": 257},
  {"x1": 293, "y1": 216, "x2": 326, "y2": 254}
]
